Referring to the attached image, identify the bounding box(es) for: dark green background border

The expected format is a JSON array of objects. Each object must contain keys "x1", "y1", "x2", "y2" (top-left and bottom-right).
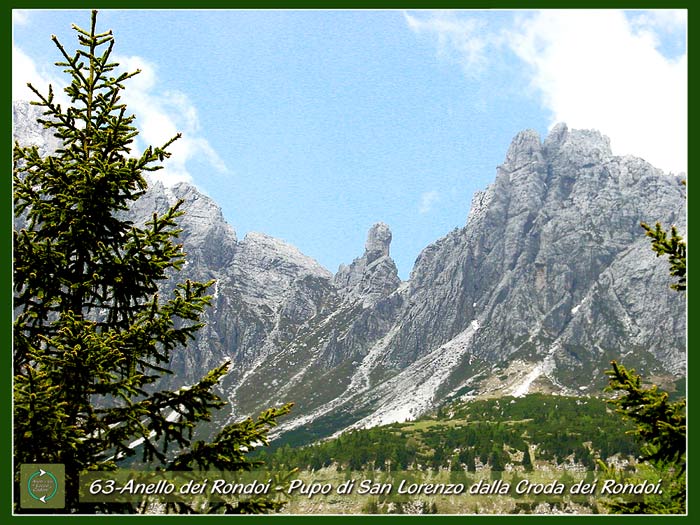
[{"x1": 2, "y1": 1, "x2": 693, "y2": 523}]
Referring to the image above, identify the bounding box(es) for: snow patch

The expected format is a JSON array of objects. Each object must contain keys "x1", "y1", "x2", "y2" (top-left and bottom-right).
[
  {"x1": 345, "y1": 321, "x2": 481, "y2": 430},
  {"x1": 510, "y1": 363, "x2": 544, "y2": 397},
  {"x1": 272, "y1": 319, "x2": 482, "y2": 439},
  {"x1": 508, "y1": 345, "x2": 558, "y2": 397},
  {"x1": 269, "y1": 322, "x2": 404, "y2": 438}
]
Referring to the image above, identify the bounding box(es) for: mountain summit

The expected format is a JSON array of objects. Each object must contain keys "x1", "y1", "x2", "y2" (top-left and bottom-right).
[{"x1": 334, "y1": 222, "x2": 401, "y2": 306}]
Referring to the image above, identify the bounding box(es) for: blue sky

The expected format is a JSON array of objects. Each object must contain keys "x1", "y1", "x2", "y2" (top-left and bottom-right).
[{"x1": 13, "y1": 9, "x2": 687, "y2": 279}]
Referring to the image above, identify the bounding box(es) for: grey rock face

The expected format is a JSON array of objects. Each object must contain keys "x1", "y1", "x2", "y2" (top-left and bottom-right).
[
  {"x1": 233, "y1": 232, "x2": 331, "y2": 311},
  {"x1": 12, "y1": 101, "x2": 63, "y2": 156},
  {"x1": 390, "y1": 124, "x2": 684, "y2": 375},
  {"x1": 13, "y1": 100, "x2": 685, "y2": 443},
  {"x1": 148, "y1": 197, "x2": 336, "y2": 388},
  {"x1": 334, "y1": 222, "x2": 401, "y2": 305},
  {"x1": 365, "y1": 222, "x2": 392, "y2": 262},
  {"x1": 130, "y1": 180, "x2": 238, "y2": 270},
  {"x1": 257, "y1": 124, "x2": 685, "y2": 438}
]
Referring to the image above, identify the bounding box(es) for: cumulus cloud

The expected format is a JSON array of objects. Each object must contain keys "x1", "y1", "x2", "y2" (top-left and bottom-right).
[
  {"x1": 419, "y1": 190, "x2": 440, "y2": 214},
  {"x1": 106, "y1": 54, "x2": 229, "y2": 185},
  {"x1": 12, "y1": 45, "x2": 68, "y2": 105},
  {"x1": 406, "y1": 9, "x2": 687, "y2": 174},
  {"x1": 627, "y1": 9, "x2": 687, "y2": 37},
  {"x1": 12, "y1": 43, "x2": 227, "y2": 186},
  {"x1": 509, "y1": 10, "x2": 686, "y2": 174},
  {"x1": 13, "y1": 10, "x2": 30, "y2": 25},
  {"x1": 404, "y1": 11, "x2": 489, "y2": 75}
]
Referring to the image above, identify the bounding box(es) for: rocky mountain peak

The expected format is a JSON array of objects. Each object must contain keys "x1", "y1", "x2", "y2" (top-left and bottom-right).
[
  {"x1": 544, "y1": 123, "x2": 613, "y2": 166},
  {"x1": 333, "y1": 222, "x2": 400, "y2": 304},
  {"x1": 503, "y1": 129, "x2": 543, "y2": 171},
  {"x1": 543, "y1": 122, "x2": 569, "y2": 152},
  {"x1": 502, "y1": 123, "x2": 614, "y2": 175},
  {"x1": 364, "y1": 222, "x2": 392, "y2": 263},
  {"x1": 238, "y1": 231, "x2": 331, "y2": 280},
  {"x1": 128, "y1": 179, "x2": 238, "y2": 270},
  {"x1": 12, "y1": 100, "x2": 63, "y2": 157}
]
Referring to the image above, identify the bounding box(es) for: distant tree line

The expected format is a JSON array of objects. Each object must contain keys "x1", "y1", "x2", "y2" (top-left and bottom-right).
[{"x1": 255, "y1": 394, "x2": 639, "y2": 473}]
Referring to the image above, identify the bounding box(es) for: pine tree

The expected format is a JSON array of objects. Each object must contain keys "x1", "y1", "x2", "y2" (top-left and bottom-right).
[
  {"x1": 604, "y1": 362, "x2": 686, "y2": 513},
  {"x1": 603, "y1": 215, "x2": 686, "y2": 513},
  {"x1": 489, "y1": 445, "x2": 505, "y2": 480},
  {"x1": 521, "y1": 446, "x2": 533, "y2": 472},
  {"x1": 606, "y1": 362, "x2": 685, "y2": 468},
  {"x1": 13, "y1": 11, "x2": 291, "y2": 514},
  {"x1": 640, "y1": 219, "x2": 686, "y2": 291}
]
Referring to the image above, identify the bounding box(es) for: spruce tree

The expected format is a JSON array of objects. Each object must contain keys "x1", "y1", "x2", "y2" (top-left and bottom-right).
[
  {"x1": 640, "y1": 219, "x2": 686, "y2": 291},
  {"x1": 603, "y1": 217, "x2": 686, "y2": 513},
  {"x1": 604, "y1": 361, "x2": 686, "y2": 513},
  {"x1": 521, "y1": 446, "x2": 533, "y2": 472},
  {"x1": 13, "y1": 11, "x2": 291, "y2": 514}
]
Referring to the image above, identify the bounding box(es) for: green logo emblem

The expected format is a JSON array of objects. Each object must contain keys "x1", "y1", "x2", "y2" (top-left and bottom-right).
[{"x1": 20, "y1": 464, "x2": 65, "y2": 509}]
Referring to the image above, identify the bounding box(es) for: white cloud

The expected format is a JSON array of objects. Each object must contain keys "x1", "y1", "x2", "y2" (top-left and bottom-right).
[
  {"x1": 419, "y1": 190, "x2": 440, "y2": 214},
  {"x1": 12, "y1": 45, "x2": 68, "y2": 105},
  {"x1": 114, "y1": 54, "x2": 228, "y2": 185},
  {"x1": 627, "y1": 9, "x2": 687, "y2": 38},
  {"x1": 404, "y1": 11, "x2": 489, "y2": 75},
  {"x1": 12, "y1": 43, "x2": 227, "y2": 186},
  {"x1": 406, "y1": 10, "x2": 687, "y2": 174},
  {"x1": 508, "y1": 10, "x2": 686, "y2": 174},
  {"x1": 12, "y1": 10, "x2": 30, "y2": 26}
]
